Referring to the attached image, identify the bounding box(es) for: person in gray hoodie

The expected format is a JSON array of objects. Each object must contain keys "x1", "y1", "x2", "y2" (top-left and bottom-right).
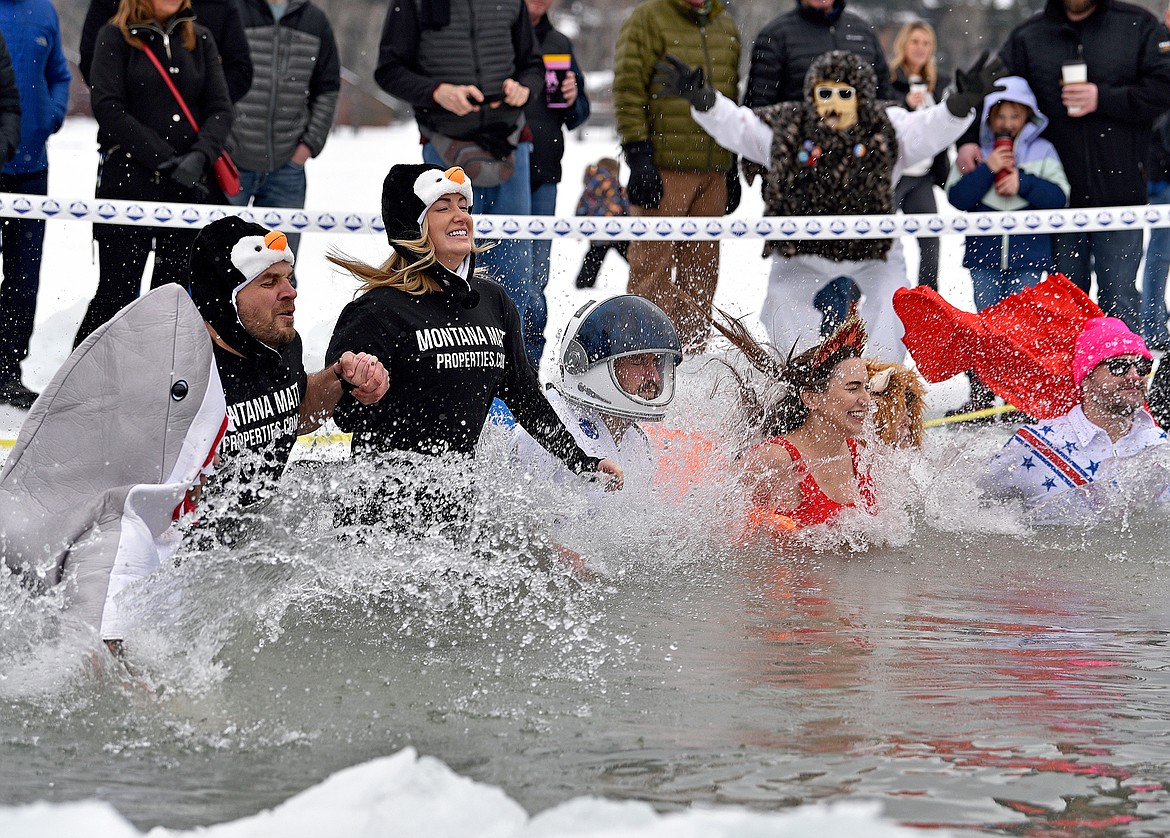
[
  {"x1": 945, "y1": 76, "x2": 1070, "y2": 417},
  {"x1": 947, "y1": 76, "x2": 1070, "y2": 313}
]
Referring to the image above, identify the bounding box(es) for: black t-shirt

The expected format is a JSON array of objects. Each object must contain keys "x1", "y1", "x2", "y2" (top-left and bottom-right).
[
  {"x1": 212, "y1": 335, "x2": 307, "y2": 508},
  {"x1": 326, "y1": 277, "x2": 597, "y2": 473}
]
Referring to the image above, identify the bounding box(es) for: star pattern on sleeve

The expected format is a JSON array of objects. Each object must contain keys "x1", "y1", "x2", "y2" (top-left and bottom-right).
[
  {"x1": 1041, "y1": 425, "x2": 1055, "y2": 435},
  {"x1": 1021, "y1": 455, "x2": 1035, "y2": 470},
  {"x1": 1043, "y1": 477, "x2": 1057, "y2": 491}
]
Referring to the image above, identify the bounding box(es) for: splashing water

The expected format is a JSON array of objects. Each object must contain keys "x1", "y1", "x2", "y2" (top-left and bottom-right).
[{"x1": 6, "y1": 355, "x2": 1170, "y2": 833}]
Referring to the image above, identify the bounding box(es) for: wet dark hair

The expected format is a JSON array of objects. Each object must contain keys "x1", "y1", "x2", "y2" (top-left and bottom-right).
[{"x1": 708, "y1": 309, "x2": 868, "y2": 437}]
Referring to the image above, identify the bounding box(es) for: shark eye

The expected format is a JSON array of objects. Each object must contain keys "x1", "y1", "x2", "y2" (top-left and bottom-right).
[{"x1": 171, "y1": 380, "x2": 189, "y2": 401}]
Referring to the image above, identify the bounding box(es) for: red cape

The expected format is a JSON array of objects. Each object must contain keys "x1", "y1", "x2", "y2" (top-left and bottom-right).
[{"x1": 892, "y1": 274, "x2": 1102, "y2": 419}]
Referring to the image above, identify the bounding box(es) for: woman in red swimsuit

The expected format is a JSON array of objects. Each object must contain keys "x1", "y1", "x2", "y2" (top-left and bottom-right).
[{"x1": 716, "y1": 316, "x2": 877, "y2": 530}]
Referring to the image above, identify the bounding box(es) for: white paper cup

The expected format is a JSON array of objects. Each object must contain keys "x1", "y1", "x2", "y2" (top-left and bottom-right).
[
  {"x1": 1062, "y1": 61, "x2": 1088, "y2": 114},
  {"x1": 1062, "y1": 61, "x2": 1088, "y2": 84}
]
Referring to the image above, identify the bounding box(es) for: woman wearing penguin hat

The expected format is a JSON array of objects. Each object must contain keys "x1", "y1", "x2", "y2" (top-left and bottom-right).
[{"x1": 326, "y1": 164, "x2": 623, "y2": 528}]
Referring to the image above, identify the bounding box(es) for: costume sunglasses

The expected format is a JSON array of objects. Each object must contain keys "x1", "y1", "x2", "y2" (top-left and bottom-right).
[
  {"x1": 1104, "y1": 356, "x2": 1154, "y2": 377},
  {"x1": 814, "y1": 86, "x2": 855, "y2": 101}
]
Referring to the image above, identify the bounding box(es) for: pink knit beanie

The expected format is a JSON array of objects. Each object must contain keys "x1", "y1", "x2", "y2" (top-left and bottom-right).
[{"x1": 1072, "y1": 316, "x2": 1151, "y2": 386}]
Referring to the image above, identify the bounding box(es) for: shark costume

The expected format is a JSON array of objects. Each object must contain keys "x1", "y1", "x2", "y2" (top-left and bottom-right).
[
  {"x1": 654, "y1": 50, "x2": 992, "y2": 359},
  {"x1": 0, "y1": 284, "x2": 227, "y2": 641}
]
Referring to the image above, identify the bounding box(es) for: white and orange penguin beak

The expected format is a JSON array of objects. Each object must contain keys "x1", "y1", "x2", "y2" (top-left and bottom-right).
[
  {"x1": 413, "y1": 166, "x2": 475, "y2": 223},
  {"x1": 229, "y1": 228, "x2": 296, "y2": 306}
]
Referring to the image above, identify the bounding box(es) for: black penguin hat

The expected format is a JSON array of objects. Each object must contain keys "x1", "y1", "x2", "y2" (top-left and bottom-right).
[
  {"x1": 188, "y1": 215, "x2": 295, "y2": 359},
  {"x1": 380, "y1": 163, "x2": 480, "y2": 308}
]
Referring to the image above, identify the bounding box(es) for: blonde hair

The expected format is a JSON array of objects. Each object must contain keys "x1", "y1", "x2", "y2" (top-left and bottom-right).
[
  {"x1": 889, "y1": 21, "x2": 938, "y2": 93},
  {"x1": 327, "y1": 218, "x2": 490, "y2": 295},
  {"x1": 113, "y1": 0, "x2": 197, "y2": 52}
]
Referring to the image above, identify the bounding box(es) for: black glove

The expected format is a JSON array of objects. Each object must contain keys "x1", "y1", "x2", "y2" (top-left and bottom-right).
[
  {"x1": 725, "y1": 155, "x2": 741, "y2": 214},
  {"x1": 652, "y1": 54, "x2": 716, "y2": 112},
  {"x1": 623, "y1": 140, "x2": 664, "y2": 210},
  {"x1": 158, "y1": 151, "x2": 209, "y2": 197},
  {"x1": 946, "y1": 50, "x2": 1007, "y2": 118}
]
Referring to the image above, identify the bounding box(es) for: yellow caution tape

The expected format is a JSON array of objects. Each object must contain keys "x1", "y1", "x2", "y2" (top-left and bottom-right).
[
  {"x1": 296, "y1": 431, "x2": 351, "y2": 447},
  {"x1": 924, "y1": 404, "x2": 1018, "y2": 428}
]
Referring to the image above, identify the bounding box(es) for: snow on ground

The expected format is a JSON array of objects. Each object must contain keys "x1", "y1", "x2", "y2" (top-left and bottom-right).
[{"x1": 0, "y1": 747, "x2": 950, "y2": 838}]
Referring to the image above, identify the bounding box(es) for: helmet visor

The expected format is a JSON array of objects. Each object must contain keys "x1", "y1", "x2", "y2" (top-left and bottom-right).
[{"x1": 573, "y1": 296, "x2": 683, "y2": 367}]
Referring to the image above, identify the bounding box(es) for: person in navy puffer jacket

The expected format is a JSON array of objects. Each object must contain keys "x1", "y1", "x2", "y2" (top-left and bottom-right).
[{"x1": 0, "y1": 0, "x2": 68, "y2": 411}]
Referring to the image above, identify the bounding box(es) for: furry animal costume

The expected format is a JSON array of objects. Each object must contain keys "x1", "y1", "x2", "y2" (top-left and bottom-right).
[
  {"x1": 689, "y1": 49, "x2": 974, "y2": 359},
  {"x1": 866, "y1": 360, "x2": 926, "y2": 448},
  {"x1": 756, "y1": 51, "x2": 899, "y2": 263}
]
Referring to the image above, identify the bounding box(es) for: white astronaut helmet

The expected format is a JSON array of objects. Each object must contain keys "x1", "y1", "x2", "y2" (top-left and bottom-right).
[{"x1": 555, "y1": 295, "x2": 682, "y2": 421}]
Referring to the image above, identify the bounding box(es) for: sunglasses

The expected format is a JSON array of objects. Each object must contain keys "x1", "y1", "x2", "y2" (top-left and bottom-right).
[
  {"x1": 1104, "y1": 356, "x2": 1154, "y2": 377},
  {"x1": 815, "y1": 86, "x2": 855, "y2": 101}
]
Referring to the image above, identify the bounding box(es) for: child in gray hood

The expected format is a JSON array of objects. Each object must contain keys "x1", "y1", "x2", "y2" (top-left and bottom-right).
[{"x1": 947, "y1": 75, "x2": 1071, "y2": 312}]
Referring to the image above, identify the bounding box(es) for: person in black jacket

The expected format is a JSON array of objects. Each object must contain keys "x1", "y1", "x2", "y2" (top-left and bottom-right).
[
  {"x1": 374, "y1": 0, "x2": 546, "y2": 364},
  {"x1": 744, "y1": 0, "x2": 893, "y2": 109},
  {"x1": 228, "y1": 0, "x2": 340, "y2": 257},
  {"x1": 80, "y1": 0, "x2": 252, "y2": 103},
  {"x1": 1141, "y1": 111, "x2": 1170, "y2": 351},
  {"x1": 326, "y1": 163, "x2": 623, "y2": 528},
  {"x1": 522, "y1": 0, "x2": 589, "y2": 366},
  {"x1": 0, "y1": 35, "x2": 21, "y2": 167},
  {"x1": 956, "y1": 0, "x2": 1170, "y2": 333},
  {"x1": 1141, "y1": 1, "x2": 1170, "y2": 350},
  {"x1": 73, "y1": 0, "x2": 234, "y2": 347},
  {"x1": 744, "y1": 0, "x2": 893, "y2": 333}
]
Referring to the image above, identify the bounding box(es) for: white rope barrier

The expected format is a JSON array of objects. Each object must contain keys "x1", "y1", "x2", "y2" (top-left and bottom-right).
[{"x1": 2, "y1": 193, "x2": 1168, "y2": 239}]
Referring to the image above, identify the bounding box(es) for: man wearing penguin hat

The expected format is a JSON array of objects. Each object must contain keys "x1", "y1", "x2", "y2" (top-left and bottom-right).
[{"x1": 188, "y1": 216, "x2": 389, "y2": 513}]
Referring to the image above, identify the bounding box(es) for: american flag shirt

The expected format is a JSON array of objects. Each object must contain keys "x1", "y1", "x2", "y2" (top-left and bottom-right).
[{"x1": 983, "y1": 405, "x2": 1170, "y2": 525}]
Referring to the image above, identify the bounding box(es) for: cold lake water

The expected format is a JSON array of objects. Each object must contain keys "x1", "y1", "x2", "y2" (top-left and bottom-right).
[{"x1": 4, "y1": 409, "x2": 1170, "y2": 837}]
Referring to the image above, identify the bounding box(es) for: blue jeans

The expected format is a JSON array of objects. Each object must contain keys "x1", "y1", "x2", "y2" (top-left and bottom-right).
[
  {"x1": 970, "y1": 267, "x2": 1045, "y2": 312},
  {"x1": 0, "y1": 169, "x2": 48, "y2": 382},
  {"x1": 1054, "y1": 229, "x2": 1143, "y2": 333},
  {"x1": 229, "y1": 161, "x2": 308, "y2": 255},
  {"x1": 423, "y1": 141, "x2": 537, "y2": 365},
  {"x1": 528, "y1": 181, "x2": 557, "y2": 363},
  {"x1": 1141, "y1": 185, "x2": 1170, "y2": 348}
]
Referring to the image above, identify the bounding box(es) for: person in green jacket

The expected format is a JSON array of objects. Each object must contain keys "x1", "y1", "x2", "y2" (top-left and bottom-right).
[{"x1": 613, "y1": 0, "x2": 740, "y2": 352}]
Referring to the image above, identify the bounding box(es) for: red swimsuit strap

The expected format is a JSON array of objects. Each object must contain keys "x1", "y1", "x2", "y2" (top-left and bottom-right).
[{"x1": 769, "y1": 437, "x2": 806, "y2": 472}]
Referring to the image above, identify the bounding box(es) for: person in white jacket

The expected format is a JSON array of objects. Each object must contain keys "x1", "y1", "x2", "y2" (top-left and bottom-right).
[
  {"x1": 982, "y1": 316, "x2": 1169, "y2": 525},
  {"x1": 511, "y1": 295, "x2": 682, "y2": 484},
  {"x1": 653, "y1": 49, "x2": 1003, "y2": 360}
]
